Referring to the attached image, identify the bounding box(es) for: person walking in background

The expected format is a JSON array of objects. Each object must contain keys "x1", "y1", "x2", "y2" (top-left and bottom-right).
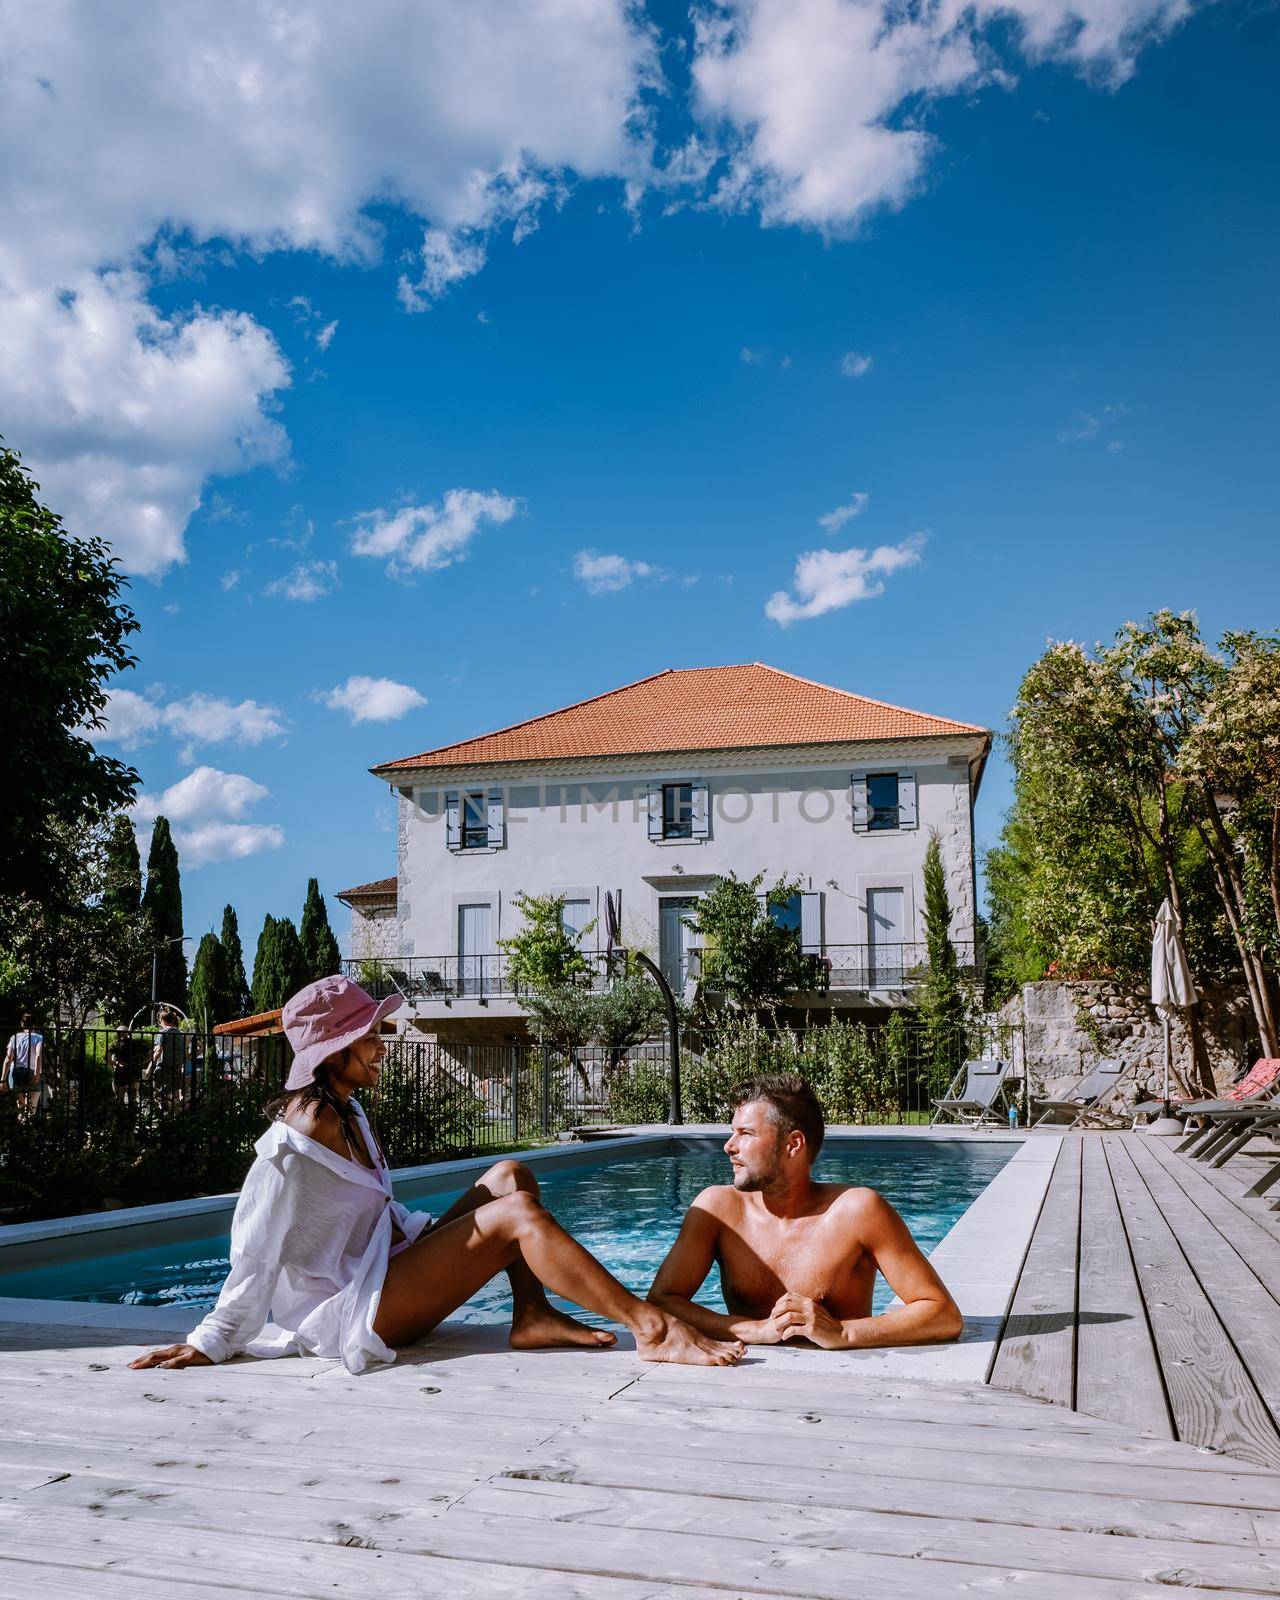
[
  {"x1": 147, "y1": 1008, "x2": 189, "y2": 1111},
  {"x1": 109, "y1": 1028, "x2": 142, "y2": 1111},
  {"x1": 2, "y1": 1014, "x2": 44, "y2": 1121}
]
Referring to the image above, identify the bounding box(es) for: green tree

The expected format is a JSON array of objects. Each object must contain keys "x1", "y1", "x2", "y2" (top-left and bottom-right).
[
  {"x1": 686, "y1": 871, "x2": 809, "y2": 1012},
  {"x1": 189, "y1": 932, "x2": 233, "y2": 1031},
  {"x1": 918, "y1": 830, "x2": 966, "y2": 1086},
  {"x1": 251, "y1": 914, "x2": 307, "y2": 1012},
  {"x1": 300, "y1": 878, "x2": 342, "y2": 984},
  {"x1": 592, "y1": 971, "x2": 668, "y2": 1071},
  {"x1": 102, "y1": 813, "x2": 150, "y2": 1020},
  {"x1": 220, "y1": 904, "x2": 250, "y2": 1017},
  {"x1": 499, "y1": 893, "x2": 593, "y2": 994},
  {"x1": 0, "y1": 444, "x2": 140, "y2": 901},
  {"x1": 142, "y1": 816, "x2": 187, "y2": 1010}
]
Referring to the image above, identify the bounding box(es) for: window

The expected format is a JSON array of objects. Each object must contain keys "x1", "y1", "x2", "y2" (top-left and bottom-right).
[
  {"x1": 560, "y1": 898, "x2": 593, "y2": 945},
  {"x1": 662, "y1": 782, "x2": 694, "y2": 840},
  {"x1": 868, "y1": 773, "x2": 900, "y2": 831},
  {"x1": 461, "y1": 791, "x2": 488, "y2": 849},
  {"x1": 768, "y1": 893, "x2": 802, "y2": 935}
]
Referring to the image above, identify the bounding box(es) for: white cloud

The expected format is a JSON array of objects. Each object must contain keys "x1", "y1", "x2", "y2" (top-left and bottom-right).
[
  {"x1": 1057, "y1": 401, "x2": 1131, "y2": 442},
  {"x1": 0, "y1": 2, "x2": 656, "y2": 574},
  {"x1": 765, "y1": 534, "x2": 925, "y2": 625},
  {"x1": 315, "y1": 319, "x2": 338, "y2": 352},
  {"x1": 399, "y1": 229, "x2": 490, "y2": 311},
  {"x1": 692, "y1": 0, "x2": 1189, "y2": 235},
  {"x1": 817, "y1": 492, "x2": 870, "y2": 532},
  {"x1": 351, "y1": 490, "x2": 518, "y2": 578},
  {"x1": 740, "y1": 345, "x2": 764, "y2": 365},
  {"x1": 220, "y1": 570, "x2": 242, "y2": 591},
  {"x1": 264, "y1": 559, "x2": 339, "y2": 602},
  {"x1": 838, "y1": 350, "x2": 873, "y2": 378},
  {"x1": 168, "y1": 821, "x2": 286, "y2": 869},
  {"x1": 322, "y1": 676, "x2": 428, "y2": 724},
  {"x1": 133, "y1": 765, "x2": 269, "y2": 826},
  {"x1": 573, "y1": 550, "x2": 659, "y2": 595},
  {"x1": 132, "y1": 765, "x2": 282, "y2": 867},
  {"x1": 94, "y1": 688, "x2": 284, "y2": 751}
]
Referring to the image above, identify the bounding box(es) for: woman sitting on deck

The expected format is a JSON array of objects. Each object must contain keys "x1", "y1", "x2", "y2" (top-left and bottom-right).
[{"x1": 131, "y1": 976, "x2": 742, "y2": 1375}]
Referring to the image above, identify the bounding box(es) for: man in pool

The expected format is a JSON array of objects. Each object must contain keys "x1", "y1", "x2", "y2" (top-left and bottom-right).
[{"x1": 647, "y1": 1074, "x2": 963, "y2": 1349}]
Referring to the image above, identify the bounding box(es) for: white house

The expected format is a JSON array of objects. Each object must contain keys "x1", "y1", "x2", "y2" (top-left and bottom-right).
[{"x1": 340, "y1": 663, "x2": 990, "y2": 1042}]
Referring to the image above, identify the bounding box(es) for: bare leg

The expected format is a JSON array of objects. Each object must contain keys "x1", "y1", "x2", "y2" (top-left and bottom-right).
[
  {"x1": 428, "y1": 1161, "x2": 614, "y2": 1348},
  {"x1": 375, "y1": 1190, "x2": 742, "y2": 1367}
]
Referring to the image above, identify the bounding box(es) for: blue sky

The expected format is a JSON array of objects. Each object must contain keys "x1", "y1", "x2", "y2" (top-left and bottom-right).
[{"x1": 2, "y1": 0, "x2": 1277, "y2": 960}]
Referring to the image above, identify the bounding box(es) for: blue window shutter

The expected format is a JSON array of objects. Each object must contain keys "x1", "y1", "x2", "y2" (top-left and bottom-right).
[
  {"x1": 487, "y1": 787, "x2": 504, "y2": 848},
  {"x1": 646, "y1": 782, "x2": 663, "y2": 840},
  {"x1": 800, "y1": 891, "x2": 823, "y2": 954},
  {"x1": 445, "y1": 790, "x2": 460, "y2": 850},
  {"x1": 690, "y1": 780, "x2": 710, "y2": 840},
  {"x1": 851, "y1": 775, "x2": 870, "y2": 832},
  {"x1": 898, "y1": 772, "x2": 918, "y2": 830}
]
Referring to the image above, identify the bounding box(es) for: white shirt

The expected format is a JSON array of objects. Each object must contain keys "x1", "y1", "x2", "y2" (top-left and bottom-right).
[{"x1": 186, "y1": 1101, "x2": 432, "y2": 1374}]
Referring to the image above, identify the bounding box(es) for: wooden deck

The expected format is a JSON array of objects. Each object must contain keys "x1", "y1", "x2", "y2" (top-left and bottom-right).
[
  {"x1": 992, "y1": 1130, "x2": 1280, "y2": 1471},
  {"x1": 2, "y1": 1307, "x2": 1280, "y2": 1594},
  {"x1": 5, "y1": 1128, "x2": 1280, "y2": 1596}
]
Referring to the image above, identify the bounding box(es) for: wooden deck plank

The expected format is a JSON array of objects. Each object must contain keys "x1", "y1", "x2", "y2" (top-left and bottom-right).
[
  {"x1": 1127, "y1": 1136, "x2": 1280, "y2": 1430},
  {"x1": 2, "y1": 1497, "x2": 1273, "y2": 1600},
  {"x1": 1104, "y1": 1136, "x2": 1280, "y2": 1471},
  {"x1": 989, "y1": 1138, "x2": 1082, "y2": 1406},
  {"x1": 1075, "y1": 1137, "x2": 1171, "y2": 1436},
  {"x1": 1142, "y1": 1135, "x2": 1280, "y2": 1301}
]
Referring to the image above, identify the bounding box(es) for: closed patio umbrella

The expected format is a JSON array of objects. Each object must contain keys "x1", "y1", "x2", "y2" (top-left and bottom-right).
[{"x1": 1148, "y1": 897, "x2": 1197, "y2": 1135}]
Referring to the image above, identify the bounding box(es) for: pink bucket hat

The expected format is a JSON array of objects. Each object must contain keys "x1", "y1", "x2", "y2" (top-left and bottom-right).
[{"x1": 281, "y1": 974, "x2": 401, "y2": 1091}]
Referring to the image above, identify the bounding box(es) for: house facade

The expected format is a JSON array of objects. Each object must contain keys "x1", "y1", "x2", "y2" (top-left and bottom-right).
[{"x1": 340, "y1": 664, "x2": 990, "y2": 1042}]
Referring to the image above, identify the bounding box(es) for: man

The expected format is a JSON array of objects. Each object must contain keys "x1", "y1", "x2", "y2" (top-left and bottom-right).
[
  {"x1": 648, "y1": 1074, "x2": 963, "y2": 1349},
  {"x1": 2, "y1": 1013, "x2": 44, "y2": 1121},
  {"x1": 148, "y1": 1010, "x2": 190, "y2": 1109}
]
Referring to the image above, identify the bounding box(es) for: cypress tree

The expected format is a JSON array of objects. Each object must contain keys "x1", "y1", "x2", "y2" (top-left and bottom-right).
[
  {"x1": 300, "y1": 878, "x2": 342, "y2": 983},
  {"x1": 250, "y1": 913, "x2": 279, "y2": 1014},
  {"x1": 142, "y1": 815, "x2": 187, "y2": 1009},
  {"x1": 220, "y1": 904, "x2": 250, "y2": 1017},
  {"x1": 919, "y1": 829, "x2": 966, "y2": 1088},
  {"x1": 189, "y1": 932, "x2": 232, "y2": 1031},
  {"x1": 103, "y1": 813, "x2": 142, "y2": 919},
  {"x1": 274, "y1": 916, "x2": 307, "y2": 1004}
]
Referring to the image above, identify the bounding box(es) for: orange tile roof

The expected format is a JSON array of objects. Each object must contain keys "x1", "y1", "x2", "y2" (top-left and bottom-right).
[
  {"x1": 336, "y1": 876, "x2": 397, "y2": 902},
  {"x1": 375, "y1": 664, "x2": 986, "y2": 773}
]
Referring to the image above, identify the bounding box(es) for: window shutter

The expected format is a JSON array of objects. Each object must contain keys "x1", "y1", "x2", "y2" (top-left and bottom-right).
[
  {"x1": 646, "y1": 782, "x2": 663, "y2": 841},
  {"x1": 690, "y1": 780, "x2": 710, "y2": 840},
  {"x1": 486, "y1": 787, "x2": 505, "y2": 848},
  {"x1": 897, "y1": 772, "x2": 918, "y2": 830},
  {"x1": 800, "y1": 891, "x2": 823, "y2": 954},
  {"x1": 851, "y1": 775, "x2": 870, "y2": 832},
  {"x1": 445, "y1": 789, "x2": 461, "y2": 850}
]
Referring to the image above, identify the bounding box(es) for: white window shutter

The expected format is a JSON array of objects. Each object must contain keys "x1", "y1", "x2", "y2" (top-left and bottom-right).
[
  {"x1": 646, "y1": 782, "x2": 663, "y2": 841},
  {"x1": 445, "y1": 790, "x2": 461, "y2": 850},
  {"x1": 800, "y1": 891, "x2": 823, "y2": 954},
  {"x1": 851, "y1": 775, "x2": 870, "y2": 832},
  {"x1": 898, "y1": 772, "x2": 918, "y2": 830},
  {"x1": 486, "y1": 787, "x2": 504, "y2": 848},
  {"x1": 690, "y1": 780, "x2": 710, "y2": 839}
]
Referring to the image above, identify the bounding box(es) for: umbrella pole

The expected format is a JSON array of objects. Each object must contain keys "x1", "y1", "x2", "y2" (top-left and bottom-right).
[{"x1": 1149, "y1": 1012, "x2": 1183, "y2": 1136}]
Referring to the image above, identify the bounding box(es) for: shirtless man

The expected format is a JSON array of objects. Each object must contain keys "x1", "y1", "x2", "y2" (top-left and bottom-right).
[{"x1": 648, "y1": 1074, "x2": 963, "y2": 1349}]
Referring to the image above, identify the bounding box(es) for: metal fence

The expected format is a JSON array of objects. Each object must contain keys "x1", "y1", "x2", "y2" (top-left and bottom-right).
[{"x1": 0, "y1": 1016, "x2": 1023, "y2": 1221}]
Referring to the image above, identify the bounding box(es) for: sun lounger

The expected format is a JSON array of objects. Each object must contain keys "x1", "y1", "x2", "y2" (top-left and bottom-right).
[
  {"x1": 931, "y1": 1059, "x2": 1013, "y2": 1127},
  {"x1": 1133, "y1": 1056, "x2": 1280, "y2": 1136},
  {"x1": 1031, "y1": 1058, "x2": 1128, "y2": 1128},
  {"x1": 1241, "y1": 1113, "x2": 1280, "y2": 1207}
]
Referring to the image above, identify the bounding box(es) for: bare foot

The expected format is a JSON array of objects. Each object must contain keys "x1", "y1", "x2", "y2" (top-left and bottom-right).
[
  {"x1": 635, "y1": 1313, "x2": 744, "y2": 1367},
  {"x1": 510, "y1": 1302, "x2": 617, "y2": 1350}
]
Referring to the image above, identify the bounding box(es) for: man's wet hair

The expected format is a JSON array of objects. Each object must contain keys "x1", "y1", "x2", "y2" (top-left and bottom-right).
[{"x1": 731, "y1": 1074, "x2": 825, "y2": 1158}]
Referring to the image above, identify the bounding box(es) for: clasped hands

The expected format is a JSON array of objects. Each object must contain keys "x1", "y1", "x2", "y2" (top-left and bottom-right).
[{"x1": 741, "y1": 1292, "x2": 850, "y2": 1349}]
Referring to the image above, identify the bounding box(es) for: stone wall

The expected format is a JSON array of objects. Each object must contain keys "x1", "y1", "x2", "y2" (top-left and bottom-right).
[{"x1": 1003, "y1": 978, "x2": 1254, "y2": 1122}]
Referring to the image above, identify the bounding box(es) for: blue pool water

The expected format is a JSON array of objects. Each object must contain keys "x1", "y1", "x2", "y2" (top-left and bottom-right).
[{"x1": 0, "y1": 1140, "x2": 1014, "y2": 1323}]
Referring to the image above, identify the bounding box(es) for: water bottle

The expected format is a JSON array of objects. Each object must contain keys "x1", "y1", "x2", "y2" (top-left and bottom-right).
[{"x1": 1007, "y1": 1103, "x2": 1018, "y2": 1130}]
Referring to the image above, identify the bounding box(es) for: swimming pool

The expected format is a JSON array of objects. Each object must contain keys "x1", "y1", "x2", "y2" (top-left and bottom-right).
[{"x1": 0, "y1": 1138, "x2": 1015, "y2": 1324}]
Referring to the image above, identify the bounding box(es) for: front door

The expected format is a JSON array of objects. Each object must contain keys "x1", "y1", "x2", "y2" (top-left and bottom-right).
[
  {"x1": 867, "y1": 887, "x2": 906, "y2": 986},
  {"x1": 659, "y1": 897, "x2": 697, "y2": 992},
  {"x1": 458, "y1": 903, "x2": 491, "y2": 995}
]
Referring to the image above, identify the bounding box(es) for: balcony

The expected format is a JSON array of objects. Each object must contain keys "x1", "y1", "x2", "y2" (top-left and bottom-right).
[{"x1": 345, "y1": 939, "x2": 980, "y2": 1007}]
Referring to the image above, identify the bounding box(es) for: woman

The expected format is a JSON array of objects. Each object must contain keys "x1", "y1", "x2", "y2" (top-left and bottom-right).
[{"x1": 130, "y1": 975, "x2": 742, "y2": 1374}]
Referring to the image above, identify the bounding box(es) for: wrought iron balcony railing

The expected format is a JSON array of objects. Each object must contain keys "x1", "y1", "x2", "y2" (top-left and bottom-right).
[{"x1": 345, "y1": 939, "x2": 980, "y2": 1006}]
